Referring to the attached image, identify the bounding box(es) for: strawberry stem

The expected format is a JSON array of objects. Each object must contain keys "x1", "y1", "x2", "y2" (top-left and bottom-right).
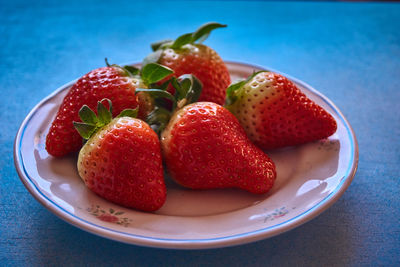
[{"x1": 105, "y1": 57, "x2": 111, "y2": 67}]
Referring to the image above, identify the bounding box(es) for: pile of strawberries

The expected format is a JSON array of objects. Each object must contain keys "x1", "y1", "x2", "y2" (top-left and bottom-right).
[{"x1": 45, "y1": 23, "x2": 337, "y2": 212}]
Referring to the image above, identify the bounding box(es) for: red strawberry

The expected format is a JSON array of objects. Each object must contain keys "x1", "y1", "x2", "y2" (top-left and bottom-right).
[
  {"x1": 144, "y1": 22, "x2": 231, "y2": 106},
  {"x1": 74, "y1": 100, "x2": 166, "y2": 211},
  {"x1": 160, "y1": 102, "x2": 276, "y2": 194},
  {"x1": 142, "y1": 75, "x2": 276, "y2": 194},
  {"x1": 225, "y1": 71, "x2": 337, "y2": 149},
  {"x1": 45, "y1": 62, "x2": 173, "y2": 157}
]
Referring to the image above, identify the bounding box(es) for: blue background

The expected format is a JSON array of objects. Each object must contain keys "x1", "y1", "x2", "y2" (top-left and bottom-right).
[{"x1": 1, "y1": 0, "x2": 399, "y2": 266}]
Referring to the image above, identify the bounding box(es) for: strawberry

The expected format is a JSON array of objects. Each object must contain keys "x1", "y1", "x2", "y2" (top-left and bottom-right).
[
  {"x1": 145, "y1": 76, "x2": 276, "y2": 194},
  {"x1": 45, "y1": 62, "x2": 173, "y2": 157},
  {"x1": 160, "y1": 102, "x2": 276, "y2": 194},
  {"x1": 74, "y1": 99, "x2": 166, "y2": 211},
  {"x1": 225, "y1": 71, "x2": 337, "y2": 149},
  {"x1": 143, "y1": 22, "x2": 231, "y2": 106}
]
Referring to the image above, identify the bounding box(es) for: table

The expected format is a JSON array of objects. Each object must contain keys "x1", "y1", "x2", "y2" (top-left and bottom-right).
[{"x1": 2, "y1": 1, "x2": 399, "y2": 266}]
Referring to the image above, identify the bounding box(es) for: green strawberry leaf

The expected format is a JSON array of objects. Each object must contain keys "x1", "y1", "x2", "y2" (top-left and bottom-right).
[
  {"x1": 158, "y1": 79, "x2": 172, "y2": 91},
  {"x1": 142, "y1": 50, "x2": 163, "y2": 67},
  {"x1": 151, "y1": 22, "x2": 227, "y2": 52},
  {"x1": 153, "y1": 98, "x2": 171, "y2": 111},
  {"x1": 170, "y1": 33, "x2": 193, "y2": 49},
  {"x1": 178, "y1": 74, "x2": 202, "y2": 105},
  {"x1": 179, "y1": 77, "x2": 192, "y2": 92},
  {"x1": 147, "y1": 107, "x2": 171, "y2": 125},
  {"x1": 136, "y1": 88, "x2": 176, "y2": 103},
  {"x1": 170, "y1": 76, "x2": 180, "y2": 90},
  {"x1": 146, "y1": 107, "x2": 172, "y2": 135},
  {"x1": 73, "y1": 122, "x2": 97, "y2": 140},
  {"x1": 192, "y1": 22, "x2": 227, "y2": 43},
  {"x1": 151, "y1": 39, "x2": 173, "y2": 51},
  {"x1": 74, "y1": 98, "x2": 141, "y2": 140},
  {"x1": 103, "y1": 59, "x2": 140, "y2": 78},
  {"x1": 246, "y1": 70, "x2": 268, "y2": 82},
  {"x1": 78, "y1": 105, "x2": 98, "y2": 125},
  {"x1": 117, "y1": 108, "x2": 139, "y2": 118},
  {"x1": 225, "y1": 80, "x2": 246, "y2": 106},
  {"x1": 123, "y1": 65, "x2": 140, "y2": 76},
  {"x1": 146, "y1": 74, "x2": 203, "y2": 111},
  {"x1": 141, "y1": 63, "x2": 174, "y2": 85},
  {"x1": 170, "y1": 77, "x2": 183, "y2": 97},
  {"x1": 97, "y1": 99, "x2": 113, "y2": 125}
]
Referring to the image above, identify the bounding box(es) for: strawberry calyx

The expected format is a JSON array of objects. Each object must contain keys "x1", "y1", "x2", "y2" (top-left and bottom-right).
[
  {"x1": 73, "y1": 98, "x2": 138, "y2": 140},
  {"x1": 136, "y1": 74, "x2": 203, "y2": 134},
  {"x1": 156, "y1": 22, "x2": 227, "y2": 50},
  {"x1": 143, "y1": 22, "x2": 227, "y2": 65},
  {"x1": 225, "y1": 71, "x2": 268, "y2": 107},
  {"x1": 105, "y1": 58, "x2": 140, "y2": 78}
]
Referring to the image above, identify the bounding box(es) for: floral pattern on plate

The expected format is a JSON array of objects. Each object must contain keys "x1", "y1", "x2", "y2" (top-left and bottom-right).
[
  {"x1": 262, "y1": 207, "x2": 296, "y2": 223},
  {"x1": 85, "y1": 205, "x2": 132, "y2": 227}
]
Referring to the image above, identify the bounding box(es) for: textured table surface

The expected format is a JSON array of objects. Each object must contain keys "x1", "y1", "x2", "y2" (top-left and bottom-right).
[{"x1": 2, "y1": 0, "x2": 399, "y2": 266}]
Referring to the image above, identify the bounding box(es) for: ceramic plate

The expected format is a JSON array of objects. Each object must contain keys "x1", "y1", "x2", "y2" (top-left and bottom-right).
[{"x1": 14, "y1": 62, "x2": 358, "y2": 249}]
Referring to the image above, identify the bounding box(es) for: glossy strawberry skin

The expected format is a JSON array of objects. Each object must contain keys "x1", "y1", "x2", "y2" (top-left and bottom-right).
[
  {"x1": 226, "y1": 72, "x2": 337, "y2": 149},
  {"x1": 158, "y1": 44, "x2": 231, "y2": 105},
  {"x1": 77, "y1": 117, "x2": 166, "y2": 211},
  {"x1": 161, "y1": 102, "x2": 276, "y2": 194},
  {"x1": 46, "y1": 67, "x2": 148, "y2": 157}
]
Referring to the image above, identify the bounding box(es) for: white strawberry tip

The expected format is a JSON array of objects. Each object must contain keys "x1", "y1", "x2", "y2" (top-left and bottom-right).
[{"x1": 225, "y1": 70, "x2": 269, "y2": 107}]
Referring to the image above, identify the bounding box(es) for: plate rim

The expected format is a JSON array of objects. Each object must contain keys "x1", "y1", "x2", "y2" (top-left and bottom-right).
[{"x1": 13, "y1": 61, "x2": 359, "y2": 249}]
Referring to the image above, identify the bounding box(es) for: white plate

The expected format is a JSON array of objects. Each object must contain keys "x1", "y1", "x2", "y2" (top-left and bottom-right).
[{"x1": 14, "y1": 62, "x2": 358, "y2": 249}]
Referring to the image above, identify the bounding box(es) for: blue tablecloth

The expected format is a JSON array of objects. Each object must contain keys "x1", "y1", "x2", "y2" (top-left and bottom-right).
[{"x1": 2, "y1": 1, "x2": 399, "y2": 265}]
